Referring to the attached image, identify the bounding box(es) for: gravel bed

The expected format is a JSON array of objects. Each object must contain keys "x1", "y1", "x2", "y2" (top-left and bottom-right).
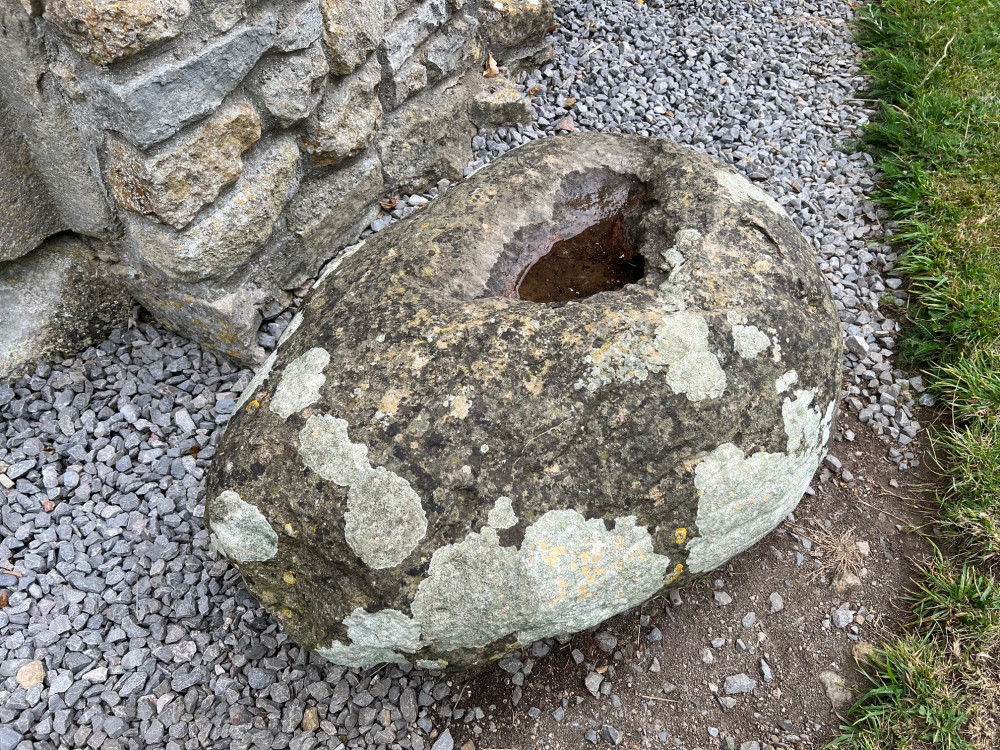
[{"x1": 1, "y1": 0, "x2": 920, "y2": 748}]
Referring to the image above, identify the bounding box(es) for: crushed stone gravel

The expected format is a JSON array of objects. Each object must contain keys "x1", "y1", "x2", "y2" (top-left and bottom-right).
[{"x1": 1, "y1": 0, "x2": 917, "y2": 747}]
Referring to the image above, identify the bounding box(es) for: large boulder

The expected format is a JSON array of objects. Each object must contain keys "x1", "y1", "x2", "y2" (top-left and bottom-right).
[{"x1": 205, "y1": 133, "x2": 842, "y2": 671}]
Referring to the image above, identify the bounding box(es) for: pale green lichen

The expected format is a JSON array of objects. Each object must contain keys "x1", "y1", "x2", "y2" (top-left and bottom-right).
[
  {"x1": 731, "y1": 324, "x2": 770, "y2": 359},
  {"x1": 410, "y1": 527, "x2": 535, "y2": 652},
  {"x1": 270, "y1": 347, "x2": 330, "y2": 418},
  {"x1": 317, "y1": 607, "x2": 423, "y2": 666},
  {"x1": 657, "y1": 229, "x2": 700, "y2": 312},
  {"x1": 685, "y1": 388, "x2": 836, "y2": 573},
  {"x1": 776, "y1": 369, "x2": 798, "y2": 393},
  {"x1": 209, "y1": 490, "x2": 278, "y2": 562},
  {"x1": 298, "y1": 414, "x2": 427, "y2": 569},
  {"x1": 298, "y1": 415, "x2": 370, "y2": 485},
  {"x1": 578, "y1": 226, "x2": 725, "y2": 401},
  {"x1": 577, "y1": 311, "x2": 726, "y2": 401},
  {"x1": 487, "y1": 496, "x2": 518, "y2": 529},
  {"x1": 714, "y1": 168, "x2": 787, "y2": 217},
  {"x1": 405, "y1": 510, "x2": 672, "y2": 656},
  {"x1": 416, "y1": 659, "x2": 448, "y2": 670},
  {"x1": 344, "y1": 468, "x2": 427, "y2": 570},
  {"x1": 517, "y1": 510, "x2": 670, "y2": 643}
]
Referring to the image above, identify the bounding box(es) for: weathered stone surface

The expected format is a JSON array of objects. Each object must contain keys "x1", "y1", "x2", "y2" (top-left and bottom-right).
[
  {"x1": 274, "y1": 1, "x2": 323, "y2": 51},
  {"x1": 201, "y1": 0, "x2": 244, "y2": 32},
  {"x1": 122, "y1": 135, "x2": 300, "y2": 281},
  {"x1": 469, "y1": 78, "x2": 531, "y2": 126},
  {"x1": 254, "y1": 43, "x2": 329, "y2": 128},
  {"x1": 304, "y1": 59, "x2": 381, "y2": 167},
  {"x1": 0, "y1": 94, "x2": 66, "y2": 261},
  {"x1": 377, "y1": 75, "x2": 476, "y2": 191},
  {"x1": 88, "y1": 12, "x2": 276, "y2": 148},
  {"x1": 380, "y1": 0, "x2": 447, "y2": 74},
  {"x1": 0, "y1": 9, "x2": 116, "y2": 240},
  {"x1": 382, "y1": 15, "x2": 482, "y2": 107},
  {"x1": 284, "y1": 148, "x2": 384, "y2": 263},
  {"x1": 480, "y1": 0, "x2": 552, "y2": 51},
  {"x1": 120, "y1": 267, "x2": 269, "y2": 362},
  {"x1": 0, "y1": 0, "x2": 549, "y2": 368},
  {"x1": 0, "y1": 234, "x2": 132, "y2": 377},
  {"x1": 319, "y1": 0, "x2": 385, "y2": 76},
  {"x1": 206, "y1": 134, "x2": 842, "y2": 670},
  {"x1": 45, "y1": 0, "x2": 191, "y2": 66},
  {"x1": 107, "y1": 101, "x2": 261, "y2": 229},
  {"x1": 422, "y1": 15, "x2": 482, "y2": 80}
]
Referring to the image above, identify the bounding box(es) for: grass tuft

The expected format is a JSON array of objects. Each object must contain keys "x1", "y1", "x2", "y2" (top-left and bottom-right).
[{"x1": 834, "y1": 0, "x2": 1000, "y2": 748}]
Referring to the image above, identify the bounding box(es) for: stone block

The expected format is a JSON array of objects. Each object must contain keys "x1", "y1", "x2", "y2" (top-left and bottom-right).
[
  {"x1": 469, "y1": 78, "x2": 531, "y2": 126},
  {"x1": 205, "y1": 134, "x2": 843, "y2": 671},
  {"x1": 319, "y1": 0, "x2": 385, "y2": 76},
  {"x1": 107, "y1": 101, "x2": 262, "y2": 229},
  {"x1": 275, "y1": 1, "x2": 323, "y2": 52},
  {"x1": 120, "y1": 268, "x2": 267, "y2": 363},
  {"x1": 0, "y1": 8, "x2": 116, "y2": 240},
  {"x1": 382, "y1": 15, "x2": 482, "y2": 107},
  {"x1": 45, "y1": 0, "x2": 191, "y2": 66},
  {"x1": 422, "y1": 15, "x2": 482, "y2": 81},
  {"x1": 0, "y1": 94, "x2": 66, "y2": 261},
  {"x1": 122, "y1": 135, "x2": 300, "y2": 281},
  {"x1": 88, "y1": 12, "x2": 276, "y2": 148},
  {"x1": 380, "y1": 0, "x2": 447, "y2": 74},
  {"x1": 285, "y1": 148, "x2": 384, "y2": 262},
  {"x1": 253, "y1": 43, "x2": 328, "y2": 128},
  {"x1": 386, "y1": 61, "x2": 428, "y2": 108},
  {"x1": 201, "y1": 0, "x2": 245, "y2": 32},
  {"x1": 304, "y1": 58, "x2": 382, "y2": 167},
  {"x1": 377, "y1": 75, "x2": 475, "y2": 192},
  {"x1": 479, "y1": 0, "x2": 552, "y2": 50},
  {"x1": 0, "y1": 234, "x2": 132, "y2": 377}
]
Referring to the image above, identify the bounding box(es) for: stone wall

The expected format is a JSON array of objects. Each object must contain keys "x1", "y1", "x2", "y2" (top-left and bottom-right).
[{"x1": 0, "y1": 0, "x2": 551, "y2": 372}]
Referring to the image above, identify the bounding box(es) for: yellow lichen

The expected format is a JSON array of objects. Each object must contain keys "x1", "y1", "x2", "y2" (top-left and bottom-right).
[
  {"x1": 674, "y1": 527, "x2": 687, "y2": 545},
  {"x1": 283, "y1": 571, "x2": 297, "y2": 585},
  {"x1": 663, "y1": 563, "x2": 684, "y2": 585}
]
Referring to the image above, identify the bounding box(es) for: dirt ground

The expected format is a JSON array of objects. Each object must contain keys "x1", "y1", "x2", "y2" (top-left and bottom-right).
[{"x1": 438, "y1": 406, "x2": 935, "y2": 750}]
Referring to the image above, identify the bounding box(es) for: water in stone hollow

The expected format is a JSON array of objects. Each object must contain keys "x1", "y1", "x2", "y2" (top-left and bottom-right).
[{"x1": 515, "y1": 213, "x2": 645, "y2": 302}]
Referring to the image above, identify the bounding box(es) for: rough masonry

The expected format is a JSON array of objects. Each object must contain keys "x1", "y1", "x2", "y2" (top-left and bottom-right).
[{"x1": 0, "y1": 0, "x2": 552, "y2": 375}]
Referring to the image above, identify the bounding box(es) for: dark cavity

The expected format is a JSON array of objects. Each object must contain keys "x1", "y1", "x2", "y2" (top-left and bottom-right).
[{"x1": 486, "y1": 169, "x2": 649, "y2": 303}]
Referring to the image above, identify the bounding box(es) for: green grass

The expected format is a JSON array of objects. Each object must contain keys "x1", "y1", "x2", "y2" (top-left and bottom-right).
[{"x1": 831, "y1": 0, "x2": 1000, "y2": 748}]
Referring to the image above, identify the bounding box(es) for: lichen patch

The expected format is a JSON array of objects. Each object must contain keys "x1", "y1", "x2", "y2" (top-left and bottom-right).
[
  {"x1": 714, "y1": 169, "x2": 787, "y2": 217},
  {"x1": 487, "y1": 496, "x2": 518, "y2": 529},
  {"x1": 318, "y1": 606, "x2": 424, "y2": 666},
  {"x1": 298, "y1": 415, "x2": 370, "y2": 485},
  {"x1": 775, "y1": 369, "x2": 798, "y2": 394},
  {"x1": 298, "y1": 414, "x2": 427, "y2": 569},
  {"x1": 517, "y1": 510, "x2": 670, "y2": 643},
  {"x1": 685, "y1": 388, "x2": 836, "y2": 574},
  {"x1": 344, "y1": 467, "x2": 427, "y2": 570},
  {"x1": 270, "y1": 347, "x2": 330, "y2": 418},
  {"x1": 208, "y1": 490, "x2": 278, "y2": 562},
  {"x1": 577, "y1": 311, "x2": 726, "y2": 401},
  {"x1": 410, "y1": 527, "x2": 536, "y2": 652},
  {"x1": 731, "y1": 324, "x2": 771, "y2": 359}
]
